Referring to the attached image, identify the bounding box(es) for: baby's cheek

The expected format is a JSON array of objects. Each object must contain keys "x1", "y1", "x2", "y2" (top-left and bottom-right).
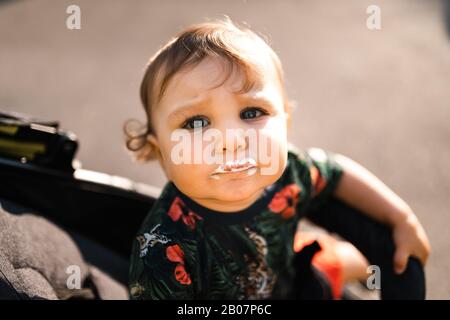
[
  {"x1": 255, "y1": 133, "x2": 287, "y2": 173},
  {"x1": 169, "y1": 162, "x2": 206, "y2": 185}
]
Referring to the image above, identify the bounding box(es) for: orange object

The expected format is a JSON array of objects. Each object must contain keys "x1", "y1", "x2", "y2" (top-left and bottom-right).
[{"x1": 294, "y1": 232, "x2": 343, "y2": 299}]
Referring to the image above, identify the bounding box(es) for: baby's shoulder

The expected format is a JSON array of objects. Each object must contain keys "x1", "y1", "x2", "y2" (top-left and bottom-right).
[
  {"x1": 287, "y1": 142, "x2": 320, "y2": 162},
  {"x1": 286, "y1": 143, "x2": 311, "y2": 174},
  {"x1": 140, "y1": 182, "x2": 177, "y2": 224},
  {"x1": 287, "y1": 143, "x2": 338, "y2": 170}
]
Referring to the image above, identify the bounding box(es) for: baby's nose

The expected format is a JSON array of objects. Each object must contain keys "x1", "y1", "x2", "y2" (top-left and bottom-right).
[{"x1": 213, "y1": 129, "x2": 247, "y2": 154}]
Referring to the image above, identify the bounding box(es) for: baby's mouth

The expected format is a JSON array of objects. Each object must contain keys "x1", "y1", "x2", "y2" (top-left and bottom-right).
[{"x1": 210, "y1": 158, "x2": 257, "y2": 177}]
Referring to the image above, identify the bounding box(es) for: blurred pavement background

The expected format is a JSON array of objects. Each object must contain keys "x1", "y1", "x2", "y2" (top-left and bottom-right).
[{"x1": 0, "y1": 0, "x2": 449, "y2": 298}]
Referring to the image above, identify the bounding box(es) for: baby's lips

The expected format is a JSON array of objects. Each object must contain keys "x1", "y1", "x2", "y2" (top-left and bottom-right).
[{"x1": 211, "y1": 157, "x2": 257, "y2": 175}]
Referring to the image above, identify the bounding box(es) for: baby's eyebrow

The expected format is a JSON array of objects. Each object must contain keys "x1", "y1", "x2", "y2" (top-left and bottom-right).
[
  {"x1": 167, "y1": 91, "x2": 277, "y2": 123},
  {"x1": 239, "y1": 92, "x2": 276, "y2": 108},
  {"x1": 168, "y1": 97, "x2": 208, "y2": 122}
]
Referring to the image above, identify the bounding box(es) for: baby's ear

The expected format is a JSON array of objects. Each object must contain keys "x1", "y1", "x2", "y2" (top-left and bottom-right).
[
  {"x1": 285, "y1": 110, "x2": 291, "y2": 121},
  {"x1": 146, "y1": 134, "x2": 159, "y2": 149},
  {"x1": 284, "y1": 99, "x2": 296, "y2": 130},
  {"x1": 146, "y1": 134, "x2": 165, "y2": 166},
  {"x1": 146, "y1": 134, "x2": 162, "y2": 158},
  {"x1": 124, "y1": 119, "x2": 161, "y2": 163},
  {"x1": 284, "y1": 110, "x2": 292, "y2": 129},
  {"x1": 147, "y1": 134, "x2": 172, "y2": 179}
]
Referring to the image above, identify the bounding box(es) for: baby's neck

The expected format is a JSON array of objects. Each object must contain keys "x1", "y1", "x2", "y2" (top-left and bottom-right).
[{"x1": 189, "y1": 188, "x2": 265, "y2": 213}]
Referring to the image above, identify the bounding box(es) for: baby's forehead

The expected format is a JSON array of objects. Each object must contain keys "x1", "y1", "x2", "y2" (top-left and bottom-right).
[
  {"x1": 163, "y1": 55, "x2": 281, "y2": 99},
  {"x1": 154, "y1": 57, "x2": 285, "y2": 124}
]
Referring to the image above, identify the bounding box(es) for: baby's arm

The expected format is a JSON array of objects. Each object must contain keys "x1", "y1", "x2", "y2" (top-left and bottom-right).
[{"x1": 332, "y1": 154, "x2": 430, "y2": 274}]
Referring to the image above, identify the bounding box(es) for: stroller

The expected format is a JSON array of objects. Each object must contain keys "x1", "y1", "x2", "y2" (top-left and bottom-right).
[{"x1": 0, "y1": 111, "x2": 426, "y2": 300}]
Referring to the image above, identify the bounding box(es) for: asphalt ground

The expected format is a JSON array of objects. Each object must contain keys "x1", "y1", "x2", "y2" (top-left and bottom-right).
[{"x1": 1, "y1": 0, "x2": 449, "y2": 298}]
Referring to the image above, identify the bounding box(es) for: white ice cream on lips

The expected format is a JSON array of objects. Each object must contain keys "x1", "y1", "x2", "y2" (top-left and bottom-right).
[{"x1": 209, "y1": 157, "x2": 258, "y2": 180}]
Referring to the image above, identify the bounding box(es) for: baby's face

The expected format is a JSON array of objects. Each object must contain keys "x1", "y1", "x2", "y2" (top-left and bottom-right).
[{"x1": 149, "y1": 56, "x2": 289, "y2": 212}]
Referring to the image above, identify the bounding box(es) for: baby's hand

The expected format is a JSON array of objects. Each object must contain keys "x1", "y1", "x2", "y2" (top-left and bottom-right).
[{"x1": 392, "y1": 214, "x2": 431, "y2": 274}]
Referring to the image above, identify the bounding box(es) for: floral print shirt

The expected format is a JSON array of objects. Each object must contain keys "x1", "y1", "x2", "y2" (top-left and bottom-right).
[{"x1": 128, "y1": 146, "x2": 344, "y2": 299}]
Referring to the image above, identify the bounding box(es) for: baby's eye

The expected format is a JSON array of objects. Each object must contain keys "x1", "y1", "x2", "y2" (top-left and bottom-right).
[
  {"x1": 240, "y1": 107, "x2": 268, "y2": 120},
  {"x1": 182, "y1": 116, "x2": 210, "y2": 130}
]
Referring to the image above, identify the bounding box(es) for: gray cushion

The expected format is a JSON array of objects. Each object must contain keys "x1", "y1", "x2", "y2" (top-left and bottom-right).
[{"x1": 0, "y1": 204, "x2": 128, "y2": 300}]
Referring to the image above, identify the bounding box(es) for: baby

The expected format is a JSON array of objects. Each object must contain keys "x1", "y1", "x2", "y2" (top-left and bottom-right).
[{"x1": 125, "y1": 19, "x2": 430, "y2": 299}]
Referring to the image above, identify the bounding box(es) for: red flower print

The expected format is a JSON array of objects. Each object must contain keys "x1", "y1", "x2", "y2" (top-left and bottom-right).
[
  {"x1": 166, "y1": 244, "x2": 185, "y2": 264},
  {"x1": 168, "y1": 198, "x2": 184, "y2": 221},
  {"x1": 268, "y1": 184, "x2": 301, "y2": 219},
  {"x1": 166, "y1": 244, "x2": 192, "y2": 285},
  {"x1": 174, "y1": 264, "x2": 192, "y2": 285},
  {"x1": 168, "y1": 197, "x2": 202, "y2": 230},
  {"x1": 309, "y1": 166, "x2": 327, "y2": 196},
  {"x1": 268, "y1": 194, "x2": 286, "y2": 213}
]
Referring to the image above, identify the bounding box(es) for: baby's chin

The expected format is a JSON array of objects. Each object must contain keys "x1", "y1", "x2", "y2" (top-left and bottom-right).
[
  {"x1": 209, "y1": 184, "x2": 263, "y2": 203},
  {"x1": 171, "y1": 162, "x2": 285, "y2": 206},
  {"x1": 204, "y1": 172, "x2": 279, "y2": 201}
]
